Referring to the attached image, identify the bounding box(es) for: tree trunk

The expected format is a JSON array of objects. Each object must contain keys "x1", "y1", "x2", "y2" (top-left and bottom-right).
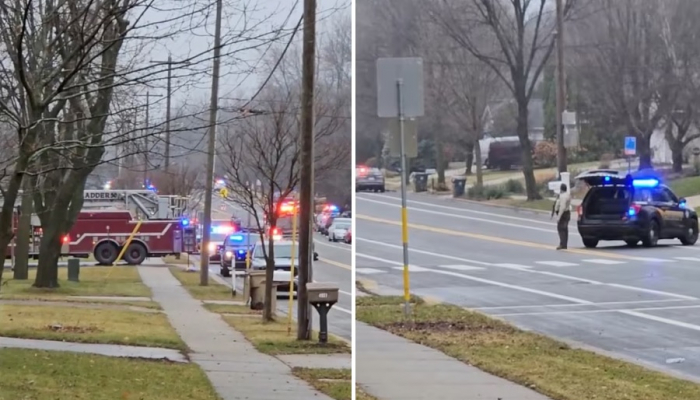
[
  {"x1": 465, "y1": 141, "x2": 474, "y2": 176},
  {"x1": 672, "y1": 142, "x2": 684, "y2": 173},
  {"x1": 436, "y1": 139, "x2": 446, "y2": 187},
  {"x1": 32, "y1": 176, "x2": 87, "y2": 288},
  {"x1": 262, "y1": 235, "x2": 275, "y2": 322},
  {"x1": 516, "y1": 100, "x2": 539, "y2": 200},
  {"x1": 13, "y1": 185, "x2": 33, "y2": 280},
  {"x1": 33, "y1": 224, "x2": 61, "y2": 288},
  {"x1": 637, "y1": 134, "x2": 653, "y2": 170},
  {"x1": 474, "y1": 141, "x2": 483, "y2": 188}
]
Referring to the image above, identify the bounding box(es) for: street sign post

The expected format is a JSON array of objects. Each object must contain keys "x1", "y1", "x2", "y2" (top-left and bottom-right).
[
  {"x1": 376, "y1": 57, "x2": 424, "y2": 317},
  {"x1": 624, "y1": 136, "x2": 636, "y2": 173},
  {"x1": 386, "y1": 118, "x2": 418, "y2": 158}
]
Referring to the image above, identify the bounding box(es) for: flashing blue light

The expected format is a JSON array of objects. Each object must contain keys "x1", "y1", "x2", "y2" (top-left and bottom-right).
[
  {"x1": 181, "y1": 218, "x2": 190, "y2": 226},
  {"x1": 238, "y1": 249, "x2": 246, "y2": 254},
  {"x1": 632, "y1": 178, "x2": 659, "y2": 188},
  {"x1": 627, "y1": 207, "x2": 637, "y2": 217},
  {"x1": 604, "y1": 176, "x2": 611, "y2": 182},
  {"x1": 329, "y1": 205, "x2": 338, "y2": 211},
  {"x1": 230, "y1": 234, "x2": 244, "y2": 242}
]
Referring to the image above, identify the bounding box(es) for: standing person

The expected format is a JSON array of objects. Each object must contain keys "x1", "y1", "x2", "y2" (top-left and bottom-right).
[{"x1": 554, "y1": 183, "x2": 571, "y2": 250}]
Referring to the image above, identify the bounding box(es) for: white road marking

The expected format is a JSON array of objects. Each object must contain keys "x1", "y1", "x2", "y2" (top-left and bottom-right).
[
  {"x1": 674, "y1": 256, "x2": 700, "y2": 262},
  {"x1": 356, "y1": 251, "x2": 700, "y2": 334},
  {"x1": 392, "y1": 265, "x2": 431, "y2": 272},
  {"x1": 356, "y1": 252, "x2": 590, "y2": 304},
  {"x1": 358, "y1": 239, "x2": 698, "y2": 301},
  {"x1": 358, "y1": 197, "x2": 556, "y2": 233},
  {"x1": 314, "y1": 240, "x2": 351, "y2": 251},
  {"x1": 332, "y1": 306, "x2": 352, "y2": 314},
  {"x1": 493, "y1": 304, "x2": 700, "y2": 317},
  {"x1": 437, "y1": 265, "x2": 486, "y2": 271},
  {"x1": 357, "y1": 237, "x2": 493, "y2": 266},
  {"x1": 358, "y1": 193, "x2": 561, "y2": 227},
  {"x1": 355, "y1": 268, "x2": 387, "y2": 275},
  {"x1": 493, "y1": 263, "x2": 532, "y2": 270},
  {"x1": 473, "y1": 298, "x2": 689, "y2": 311},
  {"x1": 536, "y1": 261, "x2": 579, "y2": 267},
  {"x1": 582, "y1": 259, "x2": 626, "y2": 265}
]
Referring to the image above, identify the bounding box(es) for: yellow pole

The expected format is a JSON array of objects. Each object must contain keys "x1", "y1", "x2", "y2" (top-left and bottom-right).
[
  {"x1": 111, "y1": 220, "x2": 143, "y2": 267},
  {"x1": 287, "y1": 208, "x2": 297, "y2": 335}
]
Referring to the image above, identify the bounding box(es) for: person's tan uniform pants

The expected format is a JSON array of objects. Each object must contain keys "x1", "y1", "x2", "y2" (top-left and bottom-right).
[
  {"x1": 557, "y1": 210, "x2": 571, "y2": 248},
  {"x1": 555, "y1": 192, "x2": 571, "y2": 249}
]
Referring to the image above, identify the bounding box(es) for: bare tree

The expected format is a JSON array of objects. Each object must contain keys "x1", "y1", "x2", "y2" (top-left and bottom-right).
[
  {"x1": 430, "y1": 0, "x2": 578, "y2": 200},
  {"x1": 442, "y1": 49, "x2": 500, "y2": 188},
  {"x1": 569, "y1": 0, "x2": 677, "y2": 170}
]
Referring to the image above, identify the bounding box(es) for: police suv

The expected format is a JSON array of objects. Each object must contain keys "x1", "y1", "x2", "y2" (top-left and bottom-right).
[{"x1": 575, "y1": 170, "x2": 698, "y2": 248}]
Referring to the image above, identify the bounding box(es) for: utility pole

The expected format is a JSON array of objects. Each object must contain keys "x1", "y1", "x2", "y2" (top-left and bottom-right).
[
  {"x1": 555, "y1": 0, "x2": 567, "y2": 173},
  {"x1": 165, "y1": 55, "x2": 172, "y2": 173},
  {"x1": 200, "y1": 0, "x2": 223, "y2": 286},
  {"x1": 297, "y1": 0, "x2": 316, "y2": 341}
]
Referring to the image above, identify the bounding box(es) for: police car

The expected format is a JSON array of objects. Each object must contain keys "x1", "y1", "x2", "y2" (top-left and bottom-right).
[{"x1": 575, "y1": 170, "x2": 698, "y2": 248}]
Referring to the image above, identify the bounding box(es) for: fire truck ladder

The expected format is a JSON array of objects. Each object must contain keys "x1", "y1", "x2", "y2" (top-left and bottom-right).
[{"x1": 82, "y1": 190, "x2": 188, "y2": 220}]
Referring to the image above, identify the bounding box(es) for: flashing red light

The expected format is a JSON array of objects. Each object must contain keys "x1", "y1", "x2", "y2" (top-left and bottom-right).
[{"x1": 62, "y1": 235, "x2": 70, "y2": 243}]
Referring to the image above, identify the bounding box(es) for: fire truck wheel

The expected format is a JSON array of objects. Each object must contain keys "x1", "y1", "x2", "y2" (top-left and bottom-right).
[
  {"x1": 123, "y1": 242, "x2": 148, "y2": 265},
  {"x1": 94, "y1": 242, "x2": 118, "y2": 265}
]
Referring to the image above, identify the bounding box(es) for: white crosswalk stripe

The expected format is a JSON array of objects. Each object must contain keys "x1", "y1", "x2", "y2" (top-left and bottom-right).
[
  {"x1": 536, "y1": 261, "x2": 578, "y2": 267},
  {"x1": 494, "y1": 263, "x2": 532, "y2": 270},
  {"x1": 581, "y1": 259, "x2": 626, "y2": 265},
  {"x1": 355, "y1": 268, "x2": 387, "y2": 275},
  {"x1": 436, "y1": 265, "x2": 486, "y2": 272}
]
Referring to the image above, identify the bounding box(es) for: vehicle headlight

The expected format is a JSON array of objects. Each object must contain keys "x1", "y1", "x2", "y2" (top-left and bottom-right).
[
  {"x1": 225, "y1": 251, "x2": 233, "y2": 258},
  {"x1": 208, "y1": 243, "x2": 215, "y2": 252}
]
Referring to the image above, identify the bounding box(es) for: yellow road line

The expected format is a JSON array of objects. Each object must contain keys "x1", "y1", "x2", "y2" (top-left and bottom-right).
[
  {"x1": 357, "y1": 214, "x2": 639, "y2": 261},
  {"x1": 319, "y1": 257, "x2": 351, "y2": 270}
]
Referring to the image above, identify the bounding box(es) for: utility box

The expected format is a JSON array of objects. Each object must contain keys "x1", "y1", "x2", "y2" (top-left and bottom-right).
[
  {"x1": 307, "y1": 282, "x2": 339, "y2": 344},
  {"x1": 67, "y1": 258, "x2": 80, "y2": 282}
]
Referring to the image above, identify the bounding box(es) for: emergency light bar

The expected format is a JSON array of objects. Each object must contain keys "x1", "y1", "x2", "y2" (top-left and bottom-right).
[
  {"x1": 632, "y1": 178, "x2": 659, "y2": 188},
  {"x1": 229, "y1": 234, "x2": 244, "y2": 242},
  {"x1": 212, "y1": 225, "x2": 234, "y2": 234},
  {"x1": 181, "y1": 218, "x2": 190, "y2": 226}
]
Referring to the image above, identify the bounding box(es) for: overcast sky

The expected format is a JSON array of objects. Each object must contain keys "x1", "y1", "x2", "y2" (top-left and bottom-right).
[{"x1": 132, "y1": 0, "x2": 349, "y2": 116}]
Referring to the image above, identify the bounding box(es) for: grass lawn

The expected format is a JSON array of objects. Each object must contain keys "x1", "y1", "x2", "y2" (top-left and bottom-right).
[
  {"x1": 668, "y1": 175, "x2": 700, "y2": 198},
  {"x1": 169, "y1": 267, "x2": 240, "y2": 301},
  {"x1": 0, "y1": 348, "x2": 219, "y2": 400},
  {"x1": 163, "y1": 254, "x2": 193, "y2": 265},
  {"x1": 292, "y1": 368, "x2": 351, "y2": 400},
  {"x1": 203, "y1": 302, "x2": 259, "y2": 315},
  {"x1": 223, "y1": 314, "x2": 350, "y2": 355},
  {"x1": 0, "y1": 304, "x2": 186, "y2": 350},
  {"x1": 356, "y1": 296, "x2": 700, "y2": 400},
  {"x1": 0, "y1": 266, "x2": 151, "y2": 300}
]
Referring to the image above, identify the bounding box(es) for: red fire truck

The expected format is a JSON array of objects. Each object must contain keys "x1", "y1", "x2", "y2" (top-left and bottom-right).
[
  {"x1": 57, "y1": 210, "x2": 184, "y2": 265},
  {"x1": 5, "y1": 189, "x2": 190, "y2": 264}
]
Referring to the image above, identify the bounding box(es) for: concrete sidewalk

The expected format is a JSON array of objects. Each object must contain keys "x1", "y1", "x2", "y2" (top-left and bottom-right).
[
  {"x1": 138, "y1": 266, "x2": 334, "y2": 400},
  {"x1": 356, "y1": 322, "x2": 552, "y2": 400}
]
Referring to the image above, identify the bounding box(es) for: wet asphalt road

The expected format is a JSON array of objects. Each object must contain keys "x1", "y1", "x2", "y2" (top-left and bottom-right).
[{"x1": 357, "y1": 191, "x2": 700, "y2": 381}]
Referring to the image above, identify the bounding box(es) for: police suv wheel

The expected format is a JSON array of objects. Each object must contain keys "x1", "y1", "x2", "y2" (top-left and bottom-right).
[
  {"x1": 582, "y1": 238, "x2": 598, "y2": 248},
  {"x1": 681, "y1": 219, "x2": 699, "y2": 246},
  {"x1": 642, "y1": 220, "x2": 659, "y2": 248},
  {"x1": 625, "y1": 239, "x2": 639, "y2": 247}
]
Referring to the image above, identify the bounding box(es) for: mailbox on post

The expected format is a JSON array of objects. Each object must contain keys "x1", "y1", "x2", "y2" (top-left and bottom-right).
[{"x1": 306, "y1": 282, "x2": 339, "y2": 344}]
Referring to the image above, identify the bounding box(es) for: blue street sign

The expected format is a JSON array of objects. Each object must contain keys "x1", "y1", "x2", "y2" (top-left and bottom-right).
[{"x1": 624, "y1": 136, "x2": 636, "y2": 156}]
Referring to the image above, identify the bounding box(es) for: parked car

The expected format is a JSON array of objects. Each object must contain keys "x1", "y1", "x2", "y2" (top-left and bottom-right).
[
  {"x1": 356, "y1": 166, "x2": 386, "y2": 192},
  {"x1": 328, "y1": 219, "x2": 351, "y2": 242}
]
